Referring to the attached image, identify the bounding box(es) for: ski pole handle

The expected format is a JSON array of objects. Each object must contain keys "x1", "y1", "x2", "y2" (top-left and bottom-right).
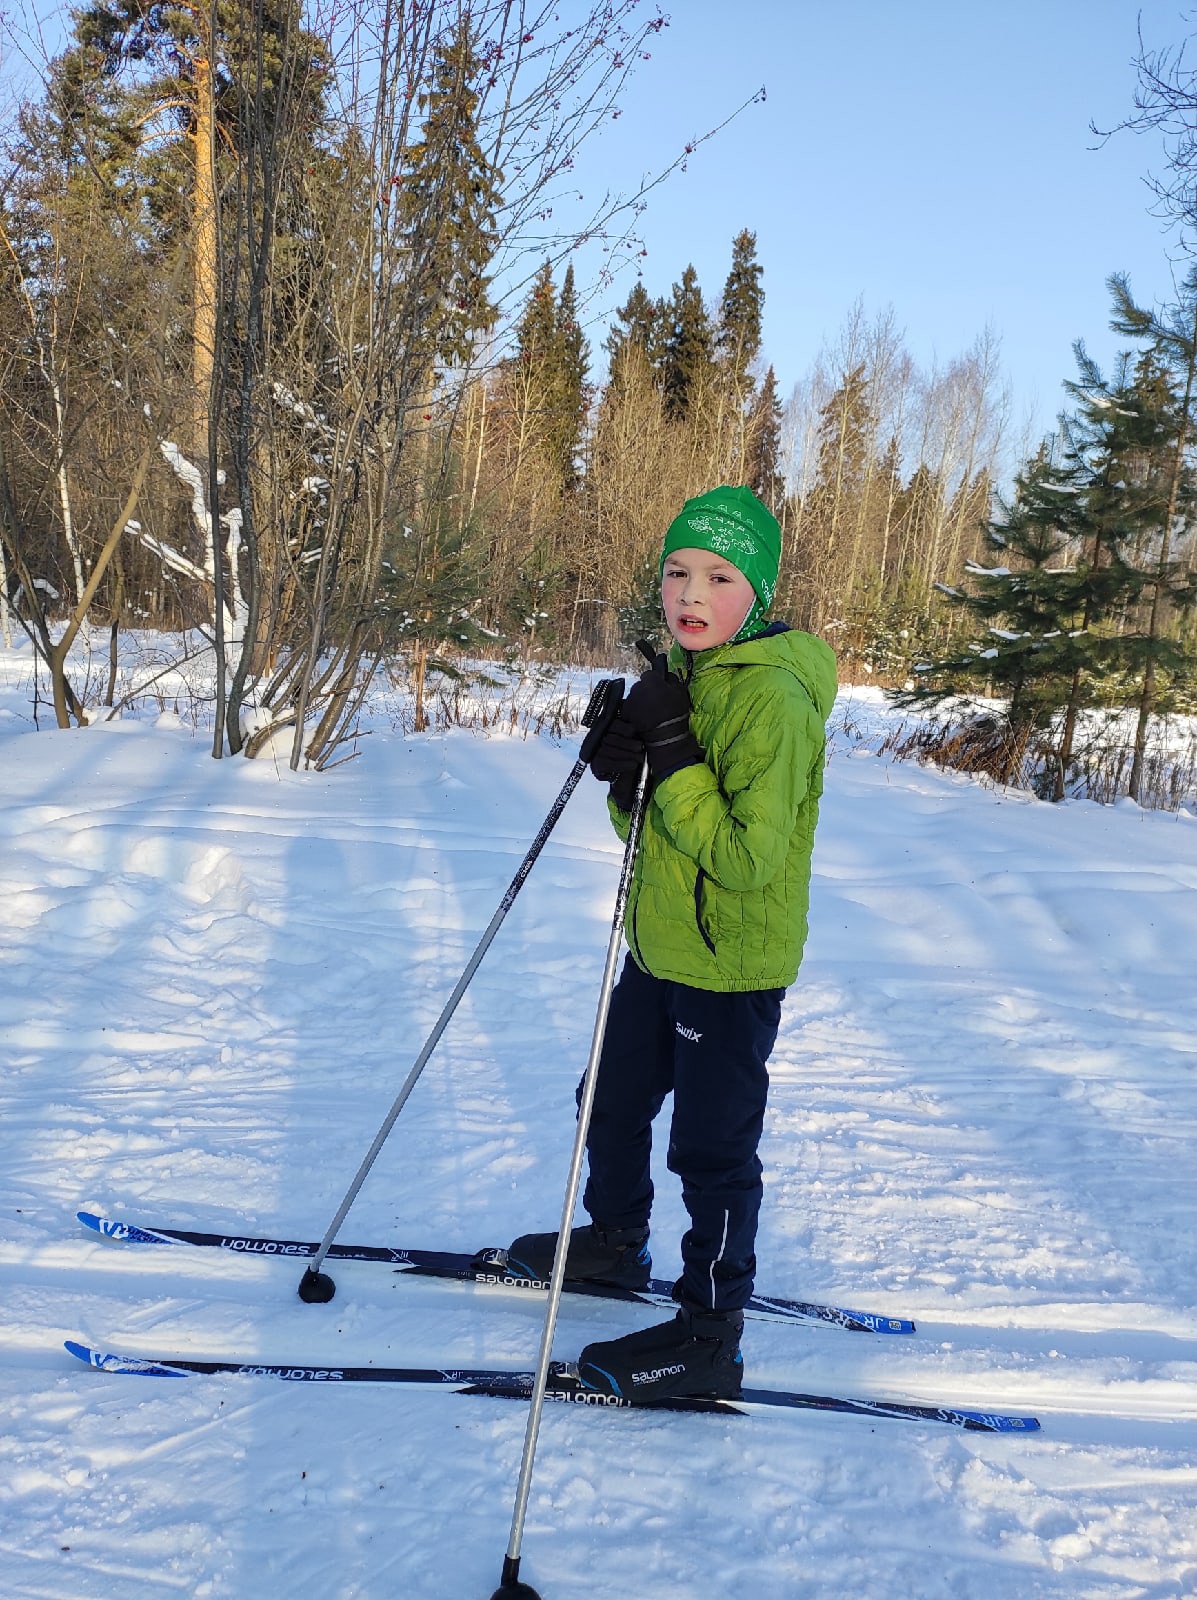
[{"x1": 578, "y1": 676, "x2": 625, "y2": 765}]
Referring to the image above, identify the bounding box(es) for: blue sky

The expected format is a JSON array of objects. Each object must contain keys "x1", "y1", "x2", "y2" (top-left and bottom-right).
[{"x1": 557, "y1": 1, "x2": 1193, "y2": 448}]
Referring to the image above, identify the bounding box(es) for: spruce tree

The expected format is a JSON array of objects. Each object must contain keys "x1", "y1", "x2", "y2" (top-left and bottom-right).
[
  {"x1": 717, "y1": 228, "x2": 764, "y2": 389},
  {"x1": 1051, "y1": 346, "x2": 1191, "y2": 792},
  {"x1": 602, "y1": 281, "x2": 665, "y2": 434},
  {"x1": 506, "y1": 258, "x2": 589, "y2": 501},
  {"x1": 515, "y1": 260, "x2": 559, "y2": 371},
  {"x1": 745, "y1": 364, "x2": 783, "y2": 513},
  {"x1": 1105, "y1": 268, "x2": 1197, "y2": 794},
  {"x1": 555, "y1": 263, "x2": 589, "y2": 493},
  {"x1": 659, "y1": 264, "x2": 714, "y2": 422},
  {"x1": 874, "y1": 433, "x2": 904, "y2": 579},
  {"x1": 605, "y1": 281, "x2": 661, "y2": 365},
  {"x1": 783, "y1": 363, "x2": 877, "y2": 629},
  {"x1": 397, "y1": 23, "x2": 501, "y2": 369},
  {"x1": 901, "y1": 345, "x2": 1197, "y2": 799},
  {"x1": 895, "y1": 443, "x2": 1090, "y2": 782},
  {"x1": 807, "y1": 364, "x2": 874, "y2": 549}
]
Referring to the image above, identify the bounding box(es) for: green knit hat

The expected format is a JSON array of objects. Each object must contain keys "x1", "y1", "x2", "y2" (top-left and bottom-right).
[{"x1": 659, "y1": 485, "x2": 782, "y2": 641}]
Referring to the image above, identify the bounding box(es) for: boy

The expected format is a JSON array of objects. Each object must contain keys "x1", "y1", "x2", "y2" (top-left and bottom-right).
[{"x1": 509, "y1": 484, "x2": 837, "y2": 1402}]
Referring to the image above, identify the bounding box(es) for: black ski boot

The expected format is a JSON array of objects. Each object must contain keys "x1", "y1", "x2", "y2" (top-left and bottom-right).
[
  {"x1": 506, "y1": 1222, "x2": 651, "y2": 1290},
  {"x1": 575, "y1": 1305, "x2": 744, "y2": 1402}
]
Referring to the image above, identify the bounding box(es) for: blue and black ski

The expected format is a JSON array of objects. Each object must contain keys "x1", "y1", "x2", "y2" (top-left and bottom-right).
[
  {"x1": 64, "y1": 1340, "x2": 1037, "y2": 1433},
  {"x1": 77, "y1": 1209, "x2": 914, "y2": 1336}
]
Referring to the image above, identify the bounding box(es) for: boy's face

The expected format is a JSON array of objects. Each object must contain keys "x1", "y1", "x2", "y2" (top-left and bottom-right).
[{"x1": 661, "y1": 546, "x2": 757, "y2": 650}]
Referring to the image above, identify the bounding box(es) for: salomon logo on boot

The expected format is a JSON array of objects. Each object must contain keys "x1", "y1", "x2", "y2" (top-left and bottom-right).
[
  {"x1": 576, "y1": 1307, "x2": 745, "y2": 1404},
  {"x1": 631, "y1": 1363, "x2": 686, "y2": 1386}
]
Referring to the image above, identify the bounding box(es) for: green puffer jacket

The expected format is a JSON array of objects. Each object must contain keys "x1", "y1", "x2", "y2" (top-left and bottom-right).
[{"x1": 612, "y1": 625, "x2": 838, "y2": 992}]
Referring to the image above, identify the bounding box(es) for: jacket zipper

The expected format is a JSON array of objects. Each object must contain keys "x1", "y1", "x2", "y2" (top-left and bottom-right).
[
  {"x1": 693, "y1": 866, "x2": 716, "y2": 955},
  {"x1": 678, "y1": 651, "x2": 715, "y2": 956},
  {"x1": 628, "y1": 888, "x2": 644, "y2": 969}
]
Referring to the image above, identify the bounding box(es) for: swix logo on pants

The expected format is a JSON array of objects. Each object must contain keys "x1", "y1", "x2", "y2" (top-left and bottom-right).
[{"x1": 675, "y1": 1021, "x2": 703, "y2": 1043}]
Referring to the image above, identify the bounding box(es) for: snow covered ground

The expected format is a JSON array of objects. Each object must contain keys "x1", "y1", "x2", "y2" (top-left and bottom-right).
[{"x1": 1, "y1": 639, "x2": 1195, "y2": 1599}]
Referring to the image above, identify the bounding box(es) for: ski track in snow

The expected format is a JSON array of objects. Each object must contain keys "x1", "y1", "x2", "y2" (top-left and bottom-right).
[{"x1": 1, "y1": 649, "x2": 1196, "y2": 1598}]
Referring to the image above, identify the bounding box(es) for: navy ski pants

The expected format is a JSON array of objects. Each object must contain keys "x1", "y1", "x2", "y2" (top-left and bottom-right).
[{"x1": 580, "y1": 954, "x2": 783, "y2": 1312}]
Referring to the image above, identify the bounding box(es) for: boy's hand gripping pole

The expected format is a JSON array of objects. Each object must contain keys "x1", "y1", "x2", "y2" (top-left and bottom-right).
[
  {"x1": 490, "y1": 753, "x2": 652, "y2": 1600},
  {"x1": 297, "y1": 677, "x2": 627, "y2": 1306}
]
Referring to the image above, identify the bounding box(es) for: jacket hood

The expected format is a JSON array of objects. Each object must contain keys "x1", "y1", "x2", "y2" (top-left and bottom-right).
[{"x1": 671, "y1": 625, "x2": 838, "y2": 724}]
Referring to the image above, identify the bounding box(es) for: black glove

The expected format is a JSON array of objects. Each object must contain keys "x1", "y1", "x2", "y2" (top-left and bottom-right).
[
  {"x1": 587, "y1": 713, "x2": 644, "y2": 783},
  {"x1": 588, "y1": 712, "x2": 645, "y2": 814},
  {"x1": 621, "y1": 665, "x2": 704, "y2": 782},
  {"x1": 608, "y1": 768, "x2": 641, "y2": 814}
]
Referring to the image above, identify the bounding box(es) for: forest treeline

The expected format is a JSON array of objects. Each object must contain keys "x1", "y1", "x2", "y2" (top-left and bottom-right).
[
  {"x1": 1, "y1": 0, "x2": 1196, "y2": 789},
  {"x1": 0, "y1": 0, "x2": 1016, "y2": 763}
]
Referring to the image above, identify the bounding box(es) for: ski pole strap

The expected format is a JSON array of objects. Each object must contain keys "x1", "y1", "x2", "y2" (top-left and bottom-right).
[{"x1": 578, "y1": 676, "x2": 625, "y2": 765}]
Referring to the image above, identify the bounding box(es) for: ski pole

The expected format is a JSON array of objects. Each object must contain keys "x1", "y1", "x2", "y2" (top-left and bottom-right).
[
  {"x1": 489, "y1": 754, "x2": 651, "y2": 1600},
  {"x1": 298, "y1": 676, "x2": 627, "y2": 1305}
]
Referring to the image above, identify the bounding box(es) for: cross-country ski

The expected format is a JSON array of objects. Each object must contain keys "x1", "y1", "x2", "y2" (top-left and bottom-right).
[
  {"x1": 64, "y1": 1340, "x2": 1040, "y2": 1432},
  {"x1": 76, "y1": 1209, "x2": 915, "y2": 1334}
]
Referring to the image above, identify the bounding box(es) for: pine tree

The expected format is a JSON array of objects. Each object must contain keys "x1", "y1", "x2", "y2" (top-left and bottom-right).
[
  {"x1": 65, "y1": 0, "x2": 329, "y2": 447},
  {"x1": 16, "y1": 38, "x2": 148, "y2": 248}
]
